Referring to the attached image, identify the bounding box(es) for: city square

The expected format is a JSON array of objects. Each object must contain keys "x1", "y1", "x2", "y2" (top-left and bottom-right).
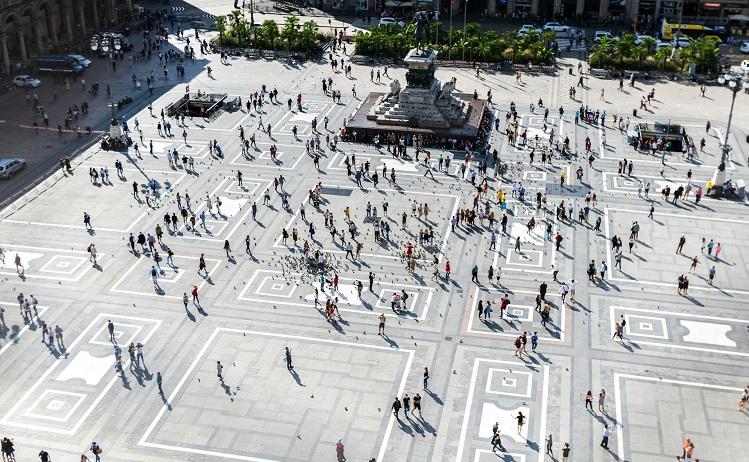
[{"x1": 0, "y1": 1, "x2": 748, "y2": 461}]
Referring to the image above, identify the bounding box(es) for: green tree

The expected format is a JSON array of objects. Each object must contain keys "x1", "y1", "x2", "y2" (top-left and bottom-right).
[
  {"x1": 654, "y1": 46, "x2": 672, "y2": 70},
  {"x1": 632, "y1": 43, "x2": 647, "y2": 68},
  {"x1": 615, "y1": 34, "x2": 635, "y2": 66},
  {"x1": 684, "y1": 37, "x2": 720, "y2": 73},
  {"x1": 260, "y1": 19, "x2": 279, "y2": 48},
  {"x1": 215, "y1": 15, "x2": 227, "y2": 47},
  {"x1": 641, "y1": 36, "x2": 657, "y2": 54},
  {"x1": 298, "y1": 21, "x2": 319, "y2": 52},
  {"x1": 281, "y1": 16, "x2": 300, "y2": 50}
]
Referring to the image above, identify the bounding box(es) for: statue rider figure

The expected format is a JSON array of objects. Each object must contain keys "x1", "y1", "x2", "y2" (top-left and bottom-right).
[{"x1": 412, "y1": 11, "x2": 430, "y2": 53}]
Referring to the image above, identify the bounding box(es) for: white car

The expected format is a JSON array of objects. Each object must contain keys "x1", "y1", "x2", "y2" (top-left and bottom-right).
[
  {"x1": 671, "y1": 37, "x2": 692, "y2": 48},
  {"x1": 740, "y1": 41, "x2": 749, "y2": 53},
  {"x1": 13, "y1": 75, "x2": 41, "y2": 88},
  {"x1": 68, "y1": 54, "x2": 92, "y2": 68},
  {"x1": 379, "y1": 17, "x2": 404, "y2": 28},
  {"x1": 634, "y1": 34, "x2": 654, "y2": 44},
  {"x1": 741, "y1": 60, "x2": 749, "y2": 74},
  {"x1": 518, "y1": 25, "x2": 540, "y2": 35},
  {"x1": 655, "y1": 40, "x2": 673, "y2": 50},
  {"x1": 0, "y1": 158, "x2": 27, "y2": 179},
  {"x1": 594, "y1": 31, "x2": 617, "y2": 43},
  {"x1": 543, "y1": 22, "x2": 569, "y2": 33}
]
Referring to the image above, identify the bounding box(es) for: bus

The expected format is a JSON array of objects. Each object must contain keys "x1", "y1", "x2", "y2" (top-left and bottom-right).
[{"x1": 661, "y1": 19, "x2": 725, "y2": 42}]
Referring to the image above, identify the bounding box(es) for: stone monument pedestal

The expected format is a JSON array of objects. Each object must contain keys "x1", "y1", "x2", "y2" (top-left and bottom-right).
[
  {"x1": 366, "y1": 48, "x2": 467, "y2": 129},
  {"x1": 347, "y1": 46, "x2": 489, "y2": 145}
]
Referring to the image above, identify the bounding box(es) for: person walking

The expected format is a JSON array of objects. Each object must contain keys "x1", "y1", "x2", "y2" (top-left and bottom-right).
[
  {"x1": 392, "y1": 396, "x2": 402, "y2": 417},
  {"x1": 89, "y1": 442, "x2": 102, "y2": 462},
  {"x1": 378, "y1": 313, "x2": 386, "y2": 335},
  {"x1": 216, "y1": 361, "x2": 224, "y2": 380},
  {"x1": 107, "y1": 320, "x2": 115, "y2": 342},
  {"x1": 285, "y1": 347, "x2": 293, "y2": 370},
  {"x1": 598, "y1": 389, "x2": 607, "y2": 413},
  {"x1": 156, "y1": 371, "x2": 164, "y2": 395},
  {"x1": 515, "y1": 411, "x2": 526, "y2": 435},
  {"x1": 423, "y1": 367, "x2": 429, "y2": 389},
  {"x1": 600, "y1": 425, "x2": 614, "y2": 449},
  {"x1": 545, "y1": 434, "x2": 554, "y2": 456},
  {"x1": 413, "y1": 393, "x2": 422, "y2": 417}
]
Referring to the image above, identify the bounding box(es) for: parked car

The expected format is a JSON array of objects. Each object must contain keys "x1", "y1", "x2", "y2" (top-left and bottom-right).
[
  {"x1": 634, "y1": 34, "x2": 654, "y2": 44},
  {"x1": 518, "y1": 24, "x2": 540, "y2": 35},
  {"x1": 739, "y1": 41, "x2": 749, "y2": 53},
  {"x1": 671, "y1": 37, "x2": 692, "y2": 48},
  {"x1": 741, "y1": 59, "x2": 749, "y2": 74},
  {"x1": 378, "y1": 17, "x2": 405, "y2": 28},
  {"x1": 92, "y1": 32, "x2": 133, "y2": 54},
  {"x1": 68, "y1": 54, "x2": 92, "y2": 68},
  {"x1": 543, "y1": 22, "x2": 569, "y2": 33},
  {"x1": 0, "y1": 158, "x2": 27, "y2": 178},
  {"x1": 12, "y1": 75, "x2": 41, "y2": 88},
  {"x1": 594, "y1": 31, "x2": 617, "y2": 43},
  {"x1": 655, "y1": 40, "x2": 674, "y2": 50}
]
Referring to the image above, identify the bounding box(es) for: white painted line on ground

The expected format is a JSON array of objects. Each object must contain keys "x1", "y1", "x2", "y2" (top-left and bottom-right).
[
  {"x1": 613, "y1": 372, "x2": 744, "y2": 461},
  {"x1": 138, "y1": 328, "x2": 414, "y2": 462}
]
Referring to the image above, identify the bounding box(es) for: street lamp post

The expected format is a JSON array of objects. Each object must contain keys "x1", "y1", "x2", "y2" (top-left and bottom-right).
[
  {"x1": 448, "y1": 0, "x2": 453, "y2": 60},
  {"x1": 461, "y1": 0, "x2": 468, "y2": 61},
  {"x1": 712, "y1": 74, "x2": 748, "y2": 195},
  {"x1": 91, "y1": 35, "x2": 122, "y2": 136}
]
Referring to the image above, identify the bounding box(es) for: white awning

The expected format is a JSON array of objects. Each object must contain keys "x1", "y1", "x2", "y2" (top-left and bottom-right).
[{"x1": 729, "y1": 14, "x2": 749, "y2": 21}]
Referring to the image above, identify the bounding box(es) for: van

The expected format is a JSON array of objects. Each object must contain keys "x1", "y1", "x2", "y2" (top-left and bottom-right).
[{"x1": 36, "y1": 54, "x2": 84, "y2": 74}]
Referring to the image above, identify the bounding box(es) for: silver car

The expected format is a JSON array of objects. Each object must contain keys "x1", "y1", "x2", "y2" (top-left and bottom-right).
[{"x1": 0, "y1": 158, "x2": 27, "y2": 178}]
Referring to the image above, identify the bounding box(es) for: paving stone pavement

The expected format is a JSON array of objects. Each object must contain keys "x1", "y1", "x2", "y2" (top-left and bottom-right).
[{"x1": 0, "y1": 12, "x2": 748, "y2": 462}]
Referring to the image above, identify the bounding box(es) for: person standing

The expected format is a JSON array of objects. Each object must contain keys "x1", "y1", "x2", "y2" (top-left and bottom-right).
[
  {"x1": 423, "y1": 367, "x2": 429, "y2": 389},
  {"x1": 545, "y1": 433, "x2": 554, "y2": 456},
  {"x1": 585, "y1": 390, "x2": 594, "y2": 411},
  {"x1": 562, "y1": 442, "x2": 571, "y2": 461},
  {"x1": 598, "y1": 389, "x2": 607, "y2": 413},
  {"x1": 682, "y1": 438, "x2": 695, "y2": 459},
  {"x1": 156, "y1": 371, "x2": 163, "y2": 395},
  {"x1": 216, "y1": 361, "x2": 224, "y2": 380},
  {"x1": 676, "y1": 235, "x2": 687, "y2": 254},
  {"x1": 378, "y1": 313, "x2": 386, "y2": 335},
  {"x1": 515, "y1": 411, "x2": 526, "y2": 435}
]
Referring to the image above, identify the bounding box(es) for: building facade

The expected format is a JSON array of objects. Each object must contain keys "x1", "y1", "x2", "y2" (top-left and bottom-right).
[
  {"x1": 0, "y1": 0, "x2": 135, "y2": 74},
  {"x1": 488, "y1": 0, "x2": 749, "y2": 23}
]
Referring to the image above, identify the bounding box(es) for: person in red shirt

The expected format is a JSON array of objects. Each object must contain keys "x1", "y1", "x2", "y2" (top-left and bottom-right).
[
  {"x1": 445, "y1": 261, "x2": 451, "y2": 280},
  {"x1": 500, "y1": 294, "x2": 510, "y2": 318}
]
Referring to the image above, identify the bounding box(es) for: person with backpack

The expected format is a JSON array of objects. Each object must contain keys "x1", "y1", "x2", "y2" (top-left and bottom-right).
[{"x1": 90, "y1": 442, "x2": 102, "y2": 462}]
